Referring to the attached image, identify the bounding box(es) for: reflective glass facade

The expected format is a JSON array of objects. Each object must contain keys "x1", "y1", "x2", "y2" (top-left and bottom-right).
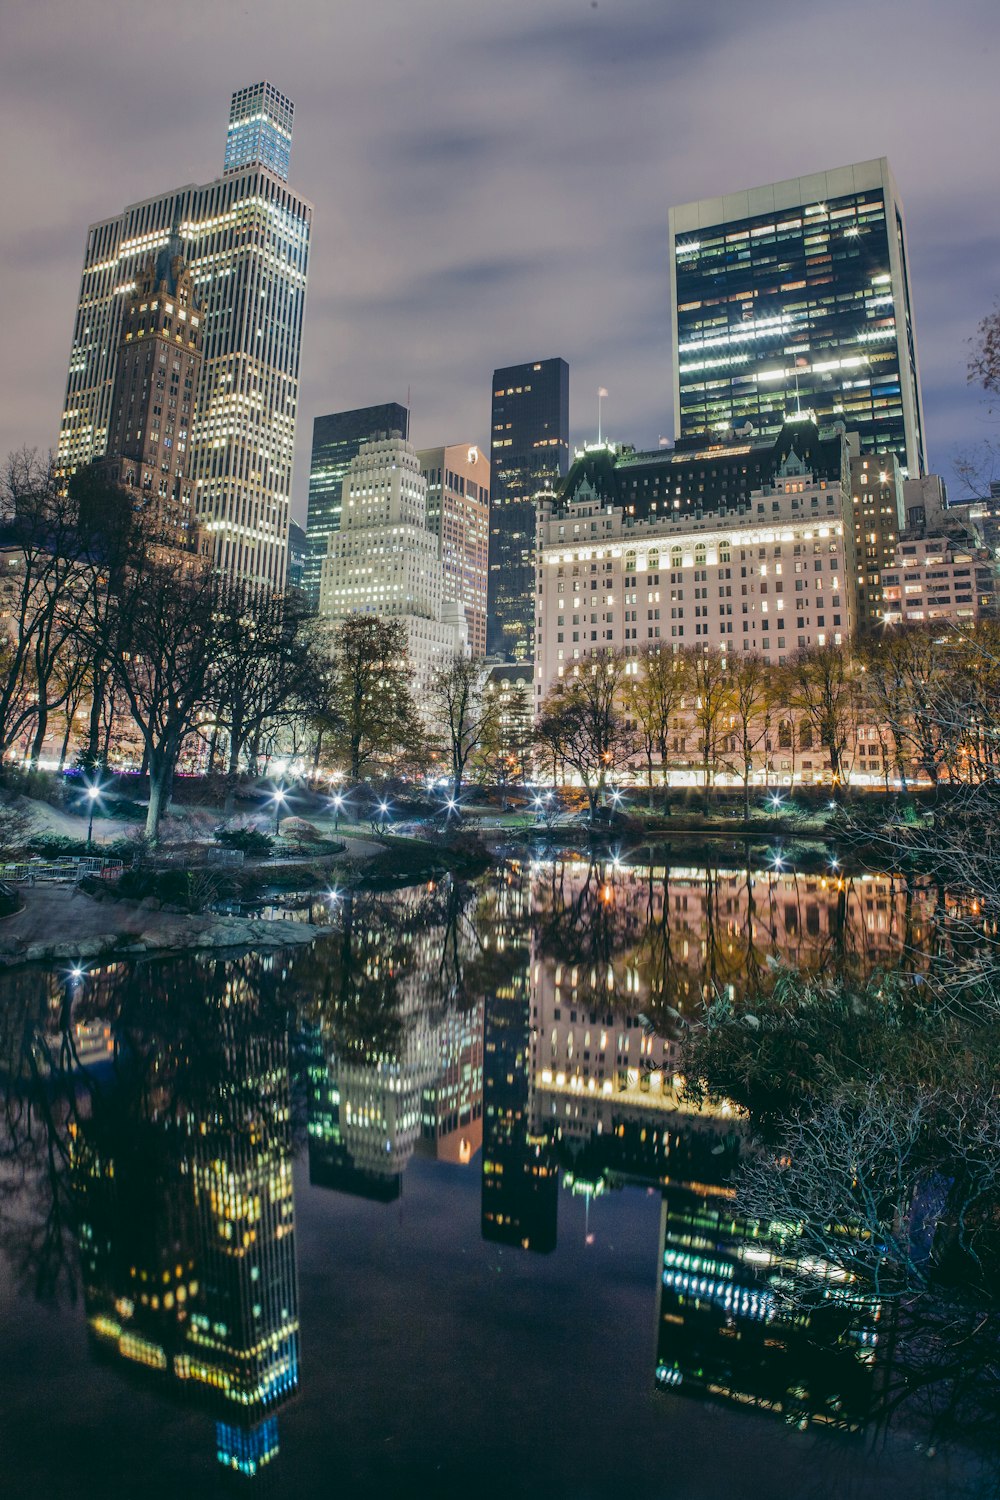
[
  {"x1": 670, "y1": 160, "x2": 925, "y2": 478},
  {"x1": 304, "y1": 403, "x2": 409, "y2": 606},
  {"x1": 488, "y1": 358, "x2": 569, "y2": 661},
  {"x1": 225, "y1": 81, "x2": 294, "y2": 182}
]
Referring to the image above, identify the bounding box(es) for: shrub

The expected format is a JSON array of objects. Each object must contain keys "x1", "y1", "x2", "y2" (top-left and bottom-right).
[{"x1": 213, "y1": 826, "x2": 275, "y2": 857}]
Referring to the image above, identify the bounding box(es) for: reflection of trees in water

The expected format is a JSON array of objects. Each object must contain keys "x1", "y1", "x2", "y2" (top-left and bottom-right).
[
  {"x1": 294, "y1": 876, "x2": 511, "y2": 1064},
  {"x1": 528, "y1": 857, "x2": 937, "y2": 1036}
]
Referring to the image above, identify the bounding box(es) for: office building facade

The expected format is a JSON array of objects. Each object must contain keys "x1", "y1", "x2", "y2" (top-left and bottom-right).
[
  {"x1": 58, "y1": 83, "x2": 312, "y2": 590},
  {"x1": 318, "y1": 434, "x2": 467, "y2": 694},
  {"x1": 488, "y1": 358, "x2": 569, "y2": 661},
  {"x1": 93, "y1": 236, "x2": 206, "y2": 563},
  {"x1": 418, "y1": 442, "x2": 490, "y2": 656},
  {"x1": 850, "y1": 452, "x2": 905, "y2": 632},
  {"x1": 669, "y1": 159, "x2": 925, "y2": 478},
  {"x1": 535, "y1": 419, "x2": 858, "y2": 704},
  {"x1": 305, "y1": 402, "x2": 409, "y2": 605}
]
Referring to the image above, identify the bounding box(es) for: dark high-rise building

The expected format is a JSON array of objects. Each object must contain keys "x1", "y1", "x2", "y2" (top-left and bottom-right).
[
  {"x1": 487, "y1": 358, "x2": 569, "y2": 661},
  {"x1": 669, "y1": 159, "x2": 925, "y2": 478},
  {"x1": 286, "y1": 519, "x2": 307, "y2": 593},
  {"x1": 480, "y1": 871, "x2": 558, "y2": 1254},
  {"x1": 92, "y1": 235, "x2": 206, "y2": 563},
  {"x1": 303, "y1": 402, "x2": 409, "y2": 605}
]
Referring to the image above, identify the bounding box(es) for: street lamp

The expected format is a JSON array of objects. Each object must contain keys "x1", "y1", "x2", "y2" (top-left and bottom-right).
[
  {"x1": 84, "y1": 783, "x2": 103, "y2": 849},
  {"x1": 330, "y1": 792, "x2": 345, "y2": 832},
  {"x1": 271, "y1": 786, "x2": 287, "y2": 835}
]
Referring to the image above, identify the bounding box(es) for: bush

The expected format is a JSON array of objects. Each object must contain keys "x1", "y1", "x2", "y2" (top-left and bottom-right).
[
  {"x1": 0, "y1": 766, "x2": 68, "y2": 807},
  {"x1": 213, "y1": 826, "x2": 275, "y2": 857}
]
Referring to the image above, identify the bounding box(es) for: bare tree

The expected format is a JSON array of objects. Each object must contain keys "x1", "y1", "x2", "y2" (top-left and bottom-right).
[
  {"x1": 211, "y1": 583, "x2": 316, "y2": 784},
  {"x1": 474, "y1": 679, "x2": 532, "y2": 808},
  {"x1": 535, "y1": 651, "x2": 635, "y2": 827},
  {"x1": 678, "y1": 645, "x2": 730, "y2": 809},
  {"x1": 722, "y1": 651, "x2": 772, "y2": 820},
  {"x1": 786, "y1": 643, "x2": 858, "y2": 794},
  {"x1": 0, "y1": 451, "x2": 89, "y2": 763},
  {"x1": 626, "y1": 645, "x2": 686, "y2": 807},
  {"x1": 429, "y1": 654, "x2": 500, "y2": 805},
  {"x1": 93, "y1": 543, "x2": 221, "y2": 840}
]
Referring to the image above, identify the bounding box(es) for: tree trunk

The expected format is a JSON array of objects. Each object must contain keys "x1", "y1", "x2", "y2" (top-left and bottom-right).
[
  {"x1": 145, "y1": 754, "x2": 173, "y2": 843},
  {"x1": 30, "y1": 706, "x2": 48, "y2": 769},
  {"x1": 312, "y1": 726, "x2": 324, "y2": 772},
  {"x1": 58, "y1": 712, "x2": 74, "y2": 771}
]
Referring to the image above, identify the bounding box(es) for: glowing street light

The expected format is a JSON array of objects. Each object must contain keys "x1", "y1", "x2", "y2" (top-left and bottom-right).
[
  {"x1": 330, "y1": 791, "x2": 345, "y2": 832},
  {"x1": 84, "y1": 781, "x2": 105, "y2": 849},
  {"x1": 768, "y1": 792, "x2": 784, "y2": 812},
  {"x1": 271, "y1": 785, "x2": 288, "y2": 835}
]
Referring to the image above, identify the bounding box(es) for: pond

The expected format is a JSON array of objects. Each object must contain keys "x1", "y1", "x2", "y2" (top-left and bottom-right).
[{"x1": 0, "y1": 858, "x2": 984, "y2": 1498}]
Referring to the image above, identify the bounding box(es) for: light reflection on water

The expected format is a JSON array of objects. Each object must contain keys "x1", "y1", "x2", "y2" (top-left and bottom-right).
[{"x1": 0, "y1": 859, "x2": 970, "y2": 1498}]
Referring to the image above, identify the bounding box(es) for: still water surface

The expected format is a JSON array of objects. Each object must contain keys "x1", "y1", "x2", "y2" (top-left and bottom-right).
[{"x1": 0, "y1": 858, "x2": 972, "y2": 1498}]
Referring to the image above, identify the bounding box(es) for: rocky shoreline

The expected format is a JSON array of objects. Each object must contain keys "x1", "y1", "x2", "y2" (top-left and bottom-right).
[{"x1": 0, "y1": 885, "x2": 332, "y2": 968}]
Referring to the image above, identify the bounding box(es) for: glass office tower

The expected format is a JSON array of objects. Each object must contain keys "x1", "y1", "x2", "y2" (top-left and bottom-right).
[
  {"x1": 225, "y1": 81, "x2": 294, "y2": 181},
  {"x1": 57, "y1": 84, "x2": 311, "y2": 590},
  {"x1": 669, "y1": 159, "x2": 925, "y2": 478},
  {"x1": 487, "y1": 358, "x2": 569, "y2": 661},
  {"x1": 304, "y1": 403, "x2": 409, "y2": 606}
]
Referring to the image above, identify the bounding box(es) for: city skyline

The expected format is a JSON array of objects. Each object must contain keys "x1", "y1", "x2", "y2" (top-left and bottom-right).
[{"x1": 2, "y1": 0, "x2": 997, "y2": 530}]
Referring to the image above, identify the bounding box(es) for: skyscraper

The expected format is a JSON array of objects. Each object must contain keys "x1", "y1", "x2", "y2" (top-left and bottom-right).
[
  {"x1": 487, "y1": 358, "x2": 569, "y2": 661},
  {"x1": 304, "y1": 402, "x2": 409, "y2": 605},
  {"x1": 58, "y1": 83, "x2": 312, "y2": 590},
  {"x1": 669, "y1": 159, "x2": 925, "y2": 477},
  {"x1": 318, "y1": 434, "x2": 467, "y2": 692},
  {"x1": 418, "y1": 443, "x2": 490, "y2": 657},
  {"x1": 92, "y1": 235, "x2": 206, "y2": 562},
  {"x1": 225, "y1": 81, "x2": 294, "y2": 180}
]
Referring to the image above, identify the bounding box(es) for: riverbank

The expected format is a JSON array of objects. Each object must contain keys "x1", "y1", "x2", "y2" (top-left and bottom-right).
[{"x1": 0, "y1": 885, "x2": 332, "y2": 968}]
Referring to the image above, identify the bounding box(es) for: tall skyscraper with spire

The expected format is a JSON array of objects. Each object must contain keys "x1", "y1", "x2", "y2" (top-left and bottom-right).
[{"x1": 57, "y1": 83, "x2": 312, "y2": 589}]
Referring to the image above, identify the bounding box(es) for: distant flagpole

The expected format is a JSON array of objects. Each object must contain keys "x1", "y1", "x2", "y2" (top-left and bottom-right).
[{"x1": 598, "y1": 387, "x2": 608, "y2": 443}]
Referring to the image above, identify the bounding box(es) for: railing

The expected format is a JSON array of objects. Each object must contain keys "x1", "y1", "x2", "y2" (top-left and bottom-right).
[{"x1": 0, "y1": 857, "x2": 125, "y2": 885}]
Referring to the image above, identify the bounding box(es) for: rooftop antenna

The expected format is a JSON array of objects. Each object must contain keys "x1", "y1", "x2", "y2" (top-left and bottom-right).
[
  {"x1": 598, "y1": 386, "x2": 608, "y2": 444},
  {"x1": 405, "y1": 385, "x2": 411, "y2": 441}
]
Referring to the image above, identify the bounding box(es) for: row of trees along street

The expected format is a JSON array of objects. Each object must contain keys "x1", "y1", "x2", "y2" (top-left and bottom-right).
[
  {"x1": 0, "y1": 455, "x2": 536, "y2": 840},
  {"x1": 5, "y1": 445, "x2": 1000, "y2": 839}
]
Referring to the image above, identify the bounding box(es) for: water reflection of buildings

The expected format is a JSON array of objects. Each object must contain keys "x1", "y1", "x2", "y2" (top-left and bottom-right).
[
  {"x1": 70, "y1": 955, "x2": 298, "y2": 1480},
  {"x1": 533, "y1": 859, "x2": 933, "y2": 1021},
  {"x1": 480, "y1": 865, "x2": 559, "y2": 1254},
  {"x1": 525, "y1": 857, "x2": 887, "y2": 1432},
  {"x1": 306, "y1": 888, "x2": 484, "y2": 1202},
  {"x1": 654, "y1": 1165, "x2": 881, "y2": 1431}
]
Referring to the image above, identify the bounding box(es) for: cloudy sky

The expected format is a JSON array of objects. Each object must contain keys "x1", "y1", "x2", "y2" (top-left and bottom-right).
[{"x1": 2, "y1": 0, "x2": 997, "y2": 518}]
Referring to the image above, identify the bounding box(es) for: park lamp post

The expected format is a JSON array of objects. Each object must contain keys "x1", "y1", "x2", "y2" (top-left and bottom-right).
[
  {"x1": 330, "y1": 791, "x2": 345, "y2": 832},
  {"x1": 271, "y1": 786, "x2": 287, "y2": 835},
  {"x1": 85, "y1": 783, "x2": 103, "y2": 849}
]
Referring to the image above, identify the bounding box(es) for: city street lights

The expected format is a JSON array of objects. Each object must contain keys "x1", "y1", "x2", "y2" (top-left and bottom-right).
[{"x1": 271, "y1": 786, "x2": 287, "y2": 835}]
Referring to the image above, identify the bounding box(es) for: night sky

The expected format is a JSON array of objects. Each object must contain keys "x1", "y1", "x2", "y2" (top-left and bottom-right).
[{"x1": 2, "y1": 0, "x2": 998, "y2": 518}]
